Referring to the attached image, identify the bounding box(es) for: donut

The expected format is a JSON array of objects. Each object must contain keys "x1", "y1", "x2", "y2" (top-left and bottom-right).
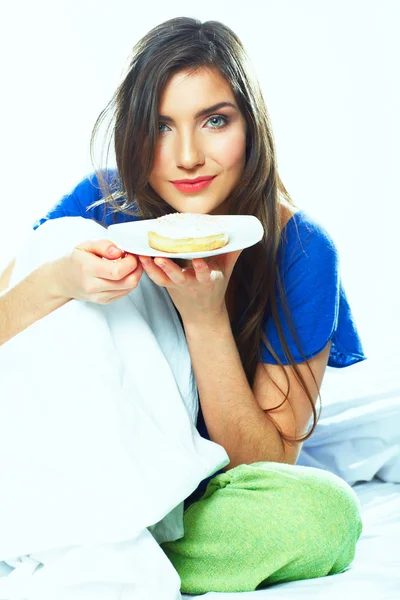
[{"x1": 147, "y1": 213, "x2": 229, "y2": 253}]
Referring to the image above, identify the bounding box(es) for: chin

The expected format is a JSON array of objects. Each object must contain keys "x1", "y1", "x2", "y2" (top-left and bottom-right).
[{"x1": 165, "y1": 201, "x2": 222, "y2": 215}]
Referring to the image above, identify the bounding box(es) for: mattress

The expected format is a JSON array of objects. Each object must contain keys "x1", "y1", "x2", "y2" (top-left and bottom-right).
[{"x1": 184, "y1": 479, "x2": 400, "y2": 600}]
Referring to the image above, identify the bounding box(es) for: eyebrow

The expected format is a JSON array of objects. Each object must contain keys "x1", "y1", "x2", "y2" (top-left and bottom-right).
[{"x1": 158, "y1": 101, "x2": 238, "y2": 123}]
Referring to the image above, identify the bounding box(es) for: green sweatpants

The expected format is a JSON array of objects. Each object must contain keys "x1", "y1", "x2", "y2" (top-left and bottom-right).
[{"x1": 161, "y1": 462, "x2": 362, "y2": 594}]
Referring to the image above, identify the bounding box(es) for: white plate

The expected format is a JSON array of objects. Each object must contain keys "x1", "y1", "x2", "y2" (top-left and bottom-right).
[{"x1": 107, "y1": 215, "x2": 264, "y2": 259}]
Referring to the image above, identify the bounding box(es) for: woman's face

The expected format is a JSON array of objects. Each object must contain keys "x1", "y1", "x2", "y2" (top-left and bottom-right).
[{"x1": 148, "y1": 67, "x2": 247, "y2": 215}]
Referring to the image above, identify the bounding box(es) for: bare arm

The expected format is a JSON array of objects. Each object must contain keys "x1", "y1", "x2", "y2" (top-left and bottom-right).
[
  {"x1": 0, "y1": 261, "x2": 70, "y2": 347},
  {"x1": 138, "y1": 252, "x2": 331, "y2": 469},
  {"x1": 184, "y1": 315, "x2": 287, "y2": 468},
  {"x1": 0, "y1": 241, "x2": 143, "y2": 348},
  {"x1": 0, "y1": 258, "x2": 16, "y2": 293},
  {"x1": 184, "y1": 315, "x2": 330, "y2": 469}
]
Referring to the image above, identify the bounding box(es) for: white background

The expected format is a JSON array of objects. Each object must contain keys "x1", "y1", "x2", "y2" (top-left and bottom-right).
[{"x1": 1, "y1": 0, "x2": 399, "y2": 357}]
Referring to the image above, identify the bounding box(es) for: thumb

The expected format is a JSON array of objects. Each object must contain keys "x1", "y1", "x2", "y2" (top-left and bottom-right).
[
  {"x1": 75, "y1": 239, "x2": 123, "y2": 259},
  {"x1": 205, "y1": 248, "x2": 242, "y2": 279},
  {"x1": 223, "y1": 248, "x2": 243, "y2": 277}
]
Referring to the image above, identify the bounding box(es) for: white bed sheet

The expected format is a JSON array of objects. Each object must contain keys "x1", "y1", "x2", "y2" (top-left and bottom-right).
[{"x1": 184, "y1": 480, "x2": 400, "y2": 600}]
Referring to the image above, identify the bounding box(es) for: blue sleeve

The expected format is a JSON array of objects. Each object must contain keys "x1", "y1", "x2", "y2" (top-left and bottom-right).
[
  {"x1": 32, "y1": 170, "x2": 135, "y2": 230},
  {"x1": 260, "y1": 212, "x2": 366, "y2": 368}
]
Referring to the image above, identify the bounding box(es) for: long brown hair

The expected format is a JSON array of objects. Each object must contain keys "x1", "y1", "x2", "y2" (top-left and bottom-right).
[{"x1": 89, "y1": 17, "x2": 320, "y2": 442}]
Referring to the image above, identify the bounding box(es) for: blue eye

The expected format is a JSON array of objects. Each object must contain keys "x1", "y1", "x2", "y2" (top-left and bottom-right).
[
  {"x1": 157, "y1": 116, "x2": 229, "y2": 134},
  {"x1": 206, "y1": 115, "x2": 229, "y2": 129}
]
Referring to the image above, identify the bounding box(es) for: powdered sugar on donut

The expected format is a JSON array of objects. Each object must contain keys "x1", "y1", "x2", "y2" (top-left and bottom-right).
[{"x1": 150, "y1": 213, "x2": 227, "y2": 239}]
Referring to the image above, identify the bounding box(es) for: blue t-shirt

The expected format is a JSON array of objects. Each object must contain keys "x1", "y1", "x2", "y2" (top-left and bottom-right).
[
  {"x1": 33, "y1": 170, "x2": 366, "y2": 371},
  {"x1": 34, "y1": 171, "x2": 366, "y2": 505}
]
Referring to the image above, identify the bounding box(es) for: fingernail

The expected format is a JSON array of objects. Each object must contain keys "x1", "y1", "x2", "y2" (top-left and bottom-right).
[
  {"x1": 155, "y1": 259, "x2": 166, "y2": 268},
  {"x1": 108, "y1": 246, "x2": 121, "y2": 257}
]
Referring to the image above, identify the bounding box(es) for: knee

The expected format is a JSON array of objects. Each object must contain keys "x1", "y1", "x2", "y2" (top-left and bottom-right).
[
  {"x1": 227, "y1": 462, "x2": 363, "y2": 579},
  {"x1": 162, "y1": 463, "x2": 363, "y2": 592},
  {"x1": 294, "y1": 466, "x2": 363, "y2": 575}
]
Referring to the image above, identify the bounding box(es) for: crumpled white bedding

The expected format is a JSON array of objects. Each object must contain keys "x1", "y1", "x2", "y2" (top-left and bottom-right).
[
  {"x1": 0, "y1": 217, "x2": 229, "y2": 600},
  {"x1": 297, "y1": 360, "x2": 400, "y2": 486},
  {"x1": 1, "y1": 215, "x2": 399, "y2": 599}
]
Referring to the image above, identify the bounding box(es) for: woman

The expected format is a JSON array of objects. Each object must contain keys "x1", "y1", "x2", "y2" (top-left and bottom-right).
[{"x1": 0, "y1": 17, "x2": 365, "y2": 594}]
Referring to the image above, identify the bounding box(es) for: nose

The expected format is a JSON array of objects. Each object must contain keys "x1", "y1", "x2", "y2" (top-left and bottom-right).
[{"x1": 175, "y1": 131, "x2": 205, "y2": 170}]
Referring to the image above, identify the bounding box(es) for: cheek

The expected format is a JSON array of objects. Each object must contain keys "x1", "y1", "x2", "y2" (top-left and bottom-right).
[
  {"x1": 150, "y1": 142, "x2": 170, "y2": 177},
  {"x1": 210, "y1": 129, "x2": 246, "y2": 170}
]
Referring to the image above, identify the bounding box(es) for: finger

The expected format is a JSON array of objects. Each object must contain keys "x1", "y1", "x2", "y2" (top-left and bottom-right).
[
  {"x1": 202, "y1": 249, "x2": 243, "y2": 280},
  {"x1": 95, "y1": 253, "x2": 139, "y2": 281},
  {"x1": 224, "y1": 249, "x2": 243, "y2": 278},
  {"x1": 153, "y1": 257, "x2": 186, "y2": 285},
  {"x1": 102, "y1": 251, "x2": 128, "y2": 261},
  {"x1": 76, "y1": 239, "x2": 124, "y2": 260},
  {"x1": 191, "y1": 258, "x2": 212, "y2": 283},
  {"x1": 113, "y1": 262, "x2": 144, "y2": 290},
  {"x1": 87, "y1": 263, "x2": 144, "y2": 298},
  {"x1": 138, "y1": 256, "x2": 171, "y2": 286}
]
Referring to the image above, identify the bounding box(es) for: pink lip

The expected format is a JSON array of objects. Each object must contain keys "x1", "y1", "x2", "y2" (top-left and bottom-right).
[
  {"x1": 171, "y1": 176, "x2": 215, "y2": 184},
  {"x1": 171, "y1": 176, "x2": 216, "y2": 193}
]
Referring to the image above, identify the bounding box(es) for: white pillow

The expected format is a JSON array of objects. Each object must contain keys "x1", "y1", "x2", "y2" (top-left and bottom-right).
[{"x1": 297, "y1": 350, "x2": 400, "y2": 485}]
